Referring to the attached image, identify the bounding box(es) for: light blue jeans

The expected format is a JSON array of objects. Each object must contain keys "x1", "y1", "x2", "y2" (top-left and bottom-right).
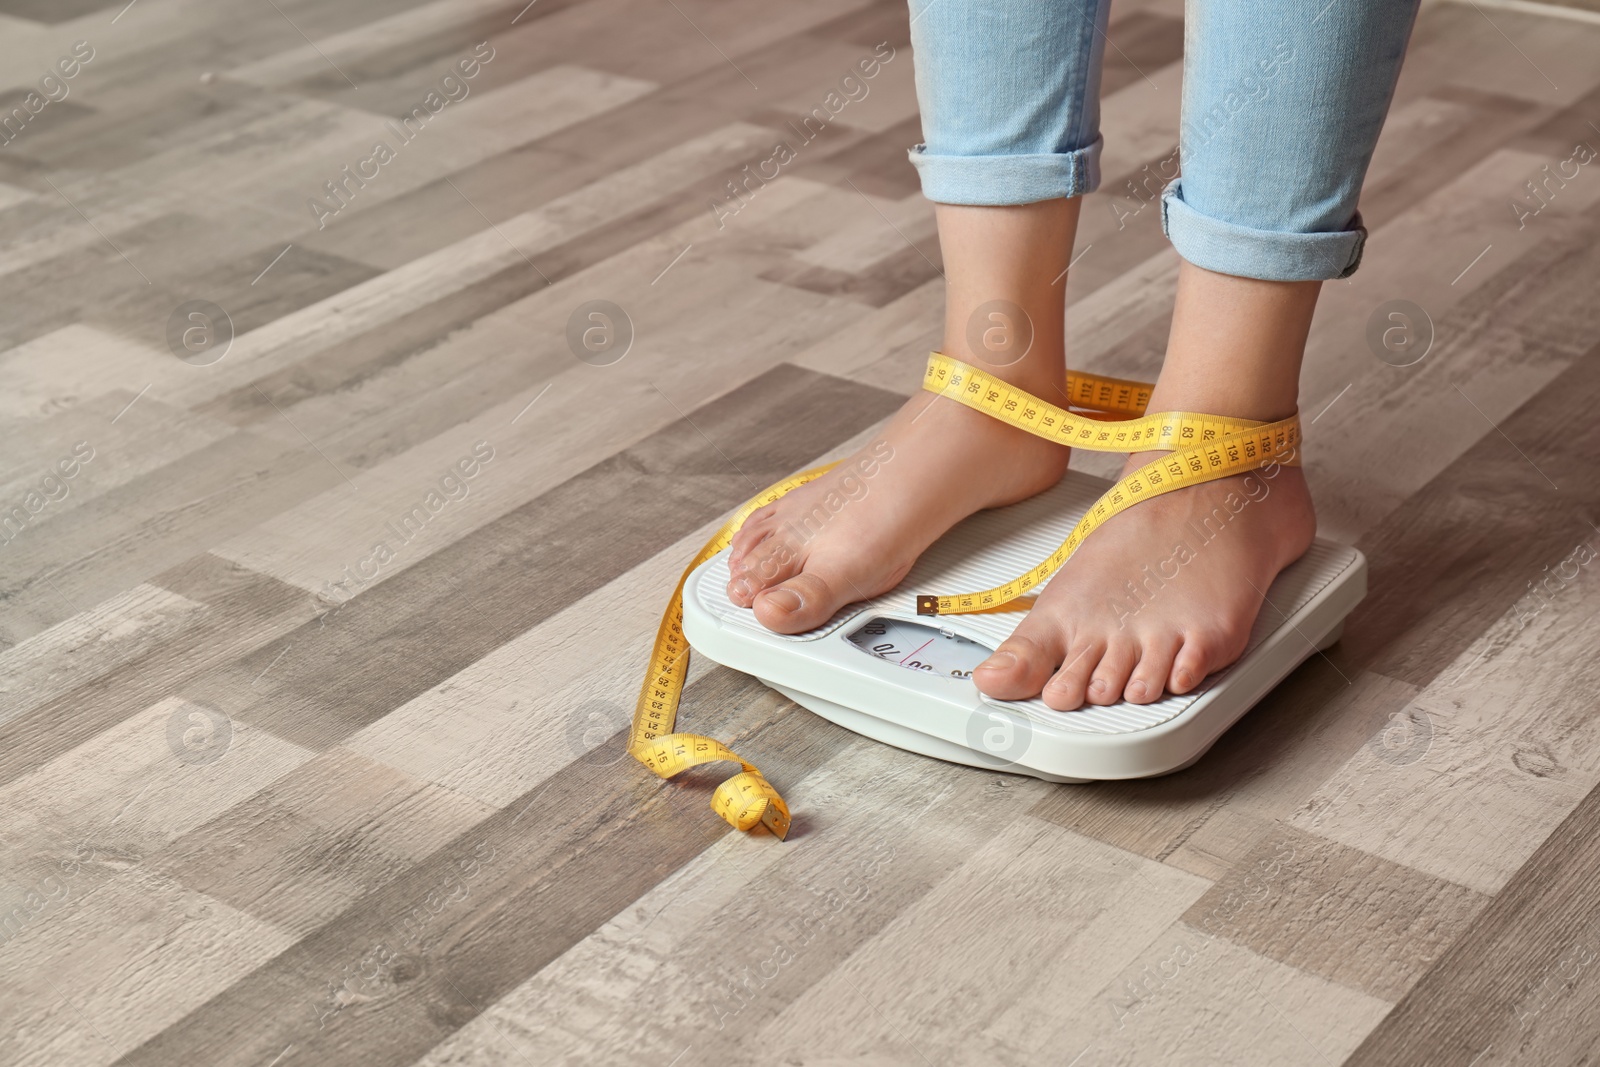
[{"x1": 907, "y1": 0, "x2": 1421, "y2": 280}]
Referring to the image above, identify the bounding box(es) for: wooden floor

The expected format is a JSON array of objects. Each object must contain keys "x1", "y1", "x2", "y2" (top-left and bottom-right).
[{"x1": 2, "y1": 0, "x2": 1600, "y2": 1063}]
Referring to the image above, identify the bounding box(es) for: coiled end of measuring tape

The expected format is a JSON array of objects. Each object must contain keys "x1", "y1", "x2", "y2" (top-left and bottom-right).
[{"x1": 630, "y1": 733, "x2": 792, "y2": 840}]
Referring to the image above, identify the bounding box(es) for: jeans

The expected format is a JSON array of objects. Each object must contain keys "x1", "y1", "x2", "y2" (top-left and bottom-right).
[{"x1": 906, "y1": 0, "x2": 1421, "y2": 281}]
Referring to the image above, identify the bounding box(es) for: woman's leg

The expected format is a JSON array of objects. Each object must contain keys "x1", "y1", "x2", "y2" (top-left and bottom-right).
[
  {"x1": 725, "y1": 0, "x2": 1110, "y2": 633},
  {"x1": 975, "y1": 0, "x2": 1421, "y2": 708}
]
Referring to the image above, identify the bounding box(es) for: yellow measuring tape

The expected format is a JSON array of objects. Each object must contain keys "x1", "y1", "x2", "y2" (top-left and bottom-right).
[
  {"x1": 629, "y1": 464, "x2": 836, "y2": 841},
  {"x1": 914, "y1": 352, "x2": 1300, "y2": 616},
  {"x1": 630, "y1": 353, "x2": 1300, "y2": 837}
]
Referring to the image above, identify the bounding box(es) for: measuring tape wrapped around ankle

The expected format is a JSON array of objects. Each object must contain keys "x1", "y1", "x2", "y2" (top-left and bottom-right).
[
  {"x1": 915, "y1": 352, "x2": 1301, "y2": 617},
  {"x1": 629, "y1": 464, "x2": 839, "y2": 840}
]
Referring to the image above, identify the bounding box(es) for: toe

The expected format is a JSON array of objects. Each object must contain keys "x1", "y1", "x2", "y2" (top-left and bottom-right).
[
  {"x1": 972, "y1": 625, "x2": 1062, "y2": 701},
  {"x1": 729, "y1": 507, "x2": 778, "y2": 567},
  {"x1": 1085, "y1": 637, "x2": 1140, "y2": 706},
  {"x1": 752, "y1": 567, "x2": 854, "y2": 634},
  {"x1": 1040, "y1": 639, "x2": 1103, "y2": 711},
  {"x1": 1170, "y1": 621, "x2": 1253, "y2": 693},
  {"x1": 1125, "y1": 632, "x2": 1183, "y2": 704},
  {"x1": 1170, "y1": 632, "x2": 1223, "y2": 694},
  {"x1": 727, "y1": 530, "x2": 799, "y2": 607}
]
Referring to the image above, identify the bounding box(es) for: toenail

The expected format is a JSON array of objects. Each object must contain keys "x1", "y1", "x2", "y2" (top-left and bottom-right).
[
  {"x1": 1174, "y1": 670, "x2": 1193, "y2": 690},
  {"x1": 764, "y1": 588, "x2": 802, "y2": 613},
  {"x1": 1089, "y1": 678, "x2": 1108, "y2": 694},
  {"x1": 730, "y1": 579, "x2": 752, "y2": 601},
  {"x1": 976, "y1": 652, "x2": 1016, "y2": 672},
  {"x1": 1127, "y1": 680, "x2": 1146, "y2": 699}
]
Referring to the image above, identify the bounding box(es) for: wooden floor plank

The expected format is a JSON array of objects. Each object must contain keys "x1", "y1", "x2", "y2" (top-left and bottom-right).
[
  {"x1": 1179, "y1": 824, "x2": 1489, "y2": 1001},
  {"x1": 0, "y1": 867, "x2": 295, "y2": 1067},
  {"x1": 1344, "y1": 333, "x2": 1600, "y2": 685},
  {"x1": 0, "y1": 584, "x2": 205, "y2": 720},
  {"x1": 1346, "y1": 775, "x2": 1600, "y2": 1065},
  {"x1": 0, "y1": 554, "x2": 315, "y2": 788}
]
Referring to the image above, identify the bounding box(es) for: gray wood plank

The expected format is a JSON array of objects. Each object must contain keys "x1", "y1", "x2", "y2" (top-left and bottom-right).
[
  {"x1": 1180, "y1": 824, "x2": 1489, "y2": 1001},
  {"x1": 1028, "y1": 659, "x2": 1419, "y2": 864},
  {"x1": 1344, "y1": 334, "x2": 1600, "y2": 685}
]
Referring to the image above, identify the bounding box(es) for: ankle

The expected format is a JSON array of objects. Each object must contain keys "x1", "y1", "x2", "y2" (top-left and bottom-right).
[
  {"x1": 937, "y1": 343, "x2": 1069, "y2": 406},
  {"x1": 1151, "y1": 261, "x2": 1319, "y2": 422},
  {"x1": 1143, "y1": 376, "x2": 1301, "y2": 423}
]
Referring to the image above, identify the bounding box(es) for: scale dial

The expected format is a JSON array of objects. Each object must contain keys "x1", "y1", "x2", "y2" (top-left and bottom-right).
[{"x1": 845, "y1": 616, "x2": 993, "y2": 679}]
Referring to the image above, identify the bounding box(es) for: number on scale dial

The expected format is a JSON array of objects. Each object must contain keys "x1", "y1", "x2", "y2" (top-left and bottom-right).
[{"x1": 845, "y1": 617, "x2": 993, "y2": 679}]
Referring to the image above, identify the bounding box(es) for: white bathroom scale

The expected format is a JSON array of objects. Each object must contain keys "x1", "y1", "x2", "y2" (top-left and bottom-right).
[{"x1": 681, "y1": 472, "x2": 1366, "y2": 782}]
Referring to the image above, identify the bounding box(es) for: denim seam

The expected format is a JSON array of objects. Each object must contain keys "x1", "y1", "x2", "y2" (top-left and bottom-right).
[
  {"x1": 1161, "y1": 183, "x2": 1367, "y2": 281},
  {"x1": 907, "y1": 141, "x2": 1103, "y2": 204}
]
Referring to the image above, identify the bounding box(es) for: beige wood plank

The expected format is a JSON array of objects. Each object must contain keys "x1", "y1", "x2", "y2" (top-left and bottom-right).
[
  {"x1": 0, "y1": 180, "x2": 34, "y2": 210},
  {"x1": 1029, "y1": 920, "x2": 1393, "y2": 1065},
  {"x1": 1027, "y1": 663, "x2": 1419, "y2": 868},
  {"x1": 0, "y1": 324, "x2": 173, "y2": 423},
  {"x1": 0, "y1": 694, "x2": 314, "y2": 869},
  {"x1": 148, "y1": 747, "x2": 497, "y2": 936},
  {"x1": 0, "y1": 584, "x2": 206, "y2": 726},
  {"x1": 1097, "y1": 59, "x2": 1184, "y2": 182},
  {"x1": 0, "y1": 866, "x2": 294, "y2": 1067},
  {"x1": 108, "y1": 667, "x2": 858, "y2": 1067},
  {"x1": 225, "y1": 0, "x2": 517, "y2": 89},
  {"x1": 765, "y1": 37, "x2": 919, "y2": 135},
  {"x1": 0, "y1": 388, "x2": 230, "y2": 503},
  {"x1": 1347, "y1": 763, "x2": 1600, "y2": 1065},
  {"x1": 753, "y1": 815, "x2": 1210, "y2": 1063},
  {"x1": 0, "y1": 553, "x2": 317, "y2": 788},
  {"x1": 447, "y1": 66, "x2": 657, "y2": 152},
  {"x1": 110, "y1": 69, "x2": 652, "y2": 231},
  {"x1": 1292, "y1": 548, "x2": 1600, "y2": 893},
  {"x1": 1400, "y1": 1, "x2": 1600, "y2": 107},
  {"x1": 793, "y1": 185, "x2": 936, "y2": 275}
]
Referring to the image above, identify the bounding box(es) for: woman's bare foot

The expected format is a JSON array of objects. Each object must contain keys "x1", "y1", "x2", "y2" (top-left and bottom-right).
[
  {"x1": 972, "y1": 454, "x2": 1315, "y2": 709},
  {"x1": 974, "y1": 260, "x2": 1325, "y2": 709},
  {"x1": 726, "y1": 391, "x2": 1069, "y2": 633},
  {"x1": 728, "y1": 197, "x2": 1085, "y2": 634}
]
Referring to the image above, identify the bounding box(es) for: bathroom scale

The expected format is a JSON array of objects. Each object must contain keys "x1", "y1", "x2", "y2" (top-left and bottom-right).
[{"x1": 680, "y1": 471, "x2": 1365, "y2": 782}]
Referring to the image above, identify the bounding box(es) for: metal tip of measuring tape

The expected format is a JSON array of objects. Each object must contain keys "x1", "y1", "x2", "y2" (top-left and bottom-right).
[
  {"x1": 766, "y1": 809, "x2": 791, "y2": 841},
  {"x1": 915, "y1": 595, "x2": 939, "y2": 616}
]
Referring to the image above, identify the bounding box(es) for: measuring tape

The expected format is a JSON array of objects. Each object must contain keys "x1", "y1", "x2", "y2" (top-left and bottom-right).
[
  {"x1": 915, "y1": 352, "x2": 1300, "y2": 616},
  {"x1": 630, "y1": 464, "x2": 839, "y2": 841},
  {"x1": 631, "y1": 353, "x2": 1299, "y2": 837}
]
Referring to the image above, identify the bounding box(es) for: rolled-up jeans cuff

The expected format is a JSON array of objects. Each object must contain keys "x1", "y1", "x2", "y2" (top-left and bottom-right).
[
  {"x1": 1160, "y1": 183, "x2": 1367, "y2": 281},
  {"x1": 908, "y1": 137, "x2": 1102, "y2": 205}
]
